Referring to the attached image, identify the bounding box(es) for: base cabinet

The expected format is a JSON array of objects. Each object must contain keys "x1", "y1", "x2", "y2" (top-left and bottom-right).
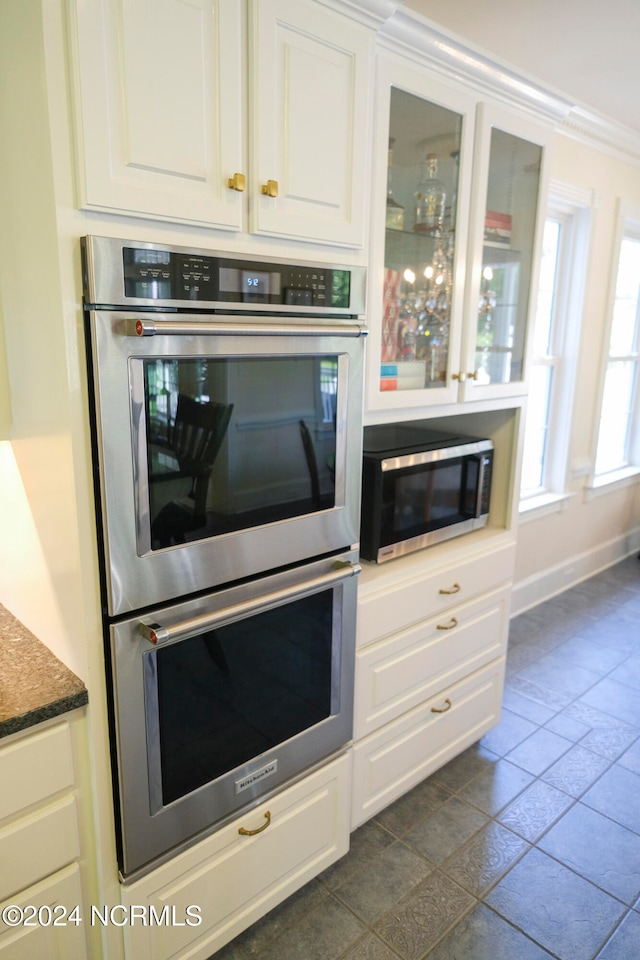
[
  {"x1": 352, "y1": 658, "x2": 505, "y2": 827},
  {"x1": 352, "y1": 538, "x2": 513, "y2": 829},
  {"x1": 120, "y1": 753, "x2": 350, "y2": 960},
  {"x1": 0, "y1": 720, "x2": 88, "y2": 960}
]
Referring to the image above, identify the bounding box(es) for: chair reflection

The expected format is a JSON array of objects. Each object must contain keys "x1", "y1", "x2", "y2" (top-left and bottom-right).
[{"x1": 151, "y1": 394, "x2": 233, "y2": 547}]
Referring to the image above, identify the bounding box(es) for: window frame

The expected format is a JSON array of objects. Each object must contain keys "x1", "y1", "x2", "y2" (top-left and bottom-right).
[
  {"x1": 588, "y1": 198, "x2": 640, "y2": 497},
  {"x1": 519, "y1": 181, "x2": 592, "y2": 518}
]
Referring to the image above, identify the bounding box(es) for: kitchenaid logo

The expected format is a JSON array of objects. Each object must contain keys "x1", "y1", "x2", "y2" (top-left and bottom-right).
[{"x1": 235, "y1": 761, "x2": 278, "y2": 794}]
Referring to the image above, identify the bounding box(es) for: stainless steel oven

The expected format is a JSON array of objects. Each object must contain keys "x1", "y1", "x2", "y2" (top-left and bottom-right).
[
  {"x1": 82, "y1": 236, "x2": 367, "y2": 617},
  {"x1": 82, "y1": 236, "x2": 366, "y2": 879},
  {"x1": 110, "y1": 549, "x2": 359, "y2": 878}
]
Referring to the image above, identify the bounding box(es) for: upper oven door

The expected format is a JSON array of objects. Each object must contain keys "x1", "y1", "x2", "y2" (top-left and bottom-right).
[{"x1": 87, "y1": 311, "x2": 366, "y2": 615}]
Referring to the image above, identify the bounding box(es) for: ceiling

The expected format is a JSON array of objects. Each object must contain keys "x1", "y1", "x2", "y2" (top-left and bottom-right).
[{"x1": 403, "y1": 0, "x2": 640, "y2": 135}]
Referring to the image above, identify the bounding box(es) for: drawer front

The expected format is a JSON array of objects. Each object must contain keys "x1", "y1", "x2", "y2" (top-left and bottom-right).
[
  {"x1": 357, "y1": 541, "x2": 515, "y2": 648},
  {"x1": 0, "y1": 796, "x2": 80, "y2": 903},
  {"x1": 0, "y1": 865, "x2": 87, "y2": 959},
  {"x1": 0, "y1": 724, "x2": 74, "y2": 822},
  {"x1": 122, "y1": 754, "x2": 350, "y2": 960},
  {"x1": 351, "y1": 660, "x2": 504, "y2": 829},
  {"x1": 354, "y1": 585, "x2": 510, "y2": 739}
]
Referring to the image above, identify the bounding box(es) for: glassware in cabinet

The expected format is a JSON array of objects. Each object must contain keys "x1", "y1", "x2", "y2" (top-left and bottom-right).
[{"x1": 378, "y1": 86, "x2": 465, "y2": 400}]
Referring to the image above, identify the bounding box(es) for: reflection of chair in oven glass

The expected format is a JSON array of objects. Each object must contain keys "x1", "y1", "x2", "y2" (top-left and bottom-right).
[{"x1": 151, "y1": 395, "x2": 233, "y2": 547}]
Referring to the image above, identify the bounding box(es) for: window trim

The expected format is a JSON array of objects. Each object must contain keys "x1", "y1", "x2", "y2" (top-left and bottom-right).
[
  {"x1": 587, "y1": 197, "x2": 640, "y2": 492},
  {"x1": 519, "y1": 180, "x2": 593, "y2": 515}
]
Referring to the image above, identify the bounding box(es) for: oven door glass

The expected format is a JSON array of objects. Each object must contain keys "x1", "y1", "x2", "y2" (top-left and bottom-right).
[
  {"x1": 150, "y1": 588, "x2": 334, "y2": 807},
  {"x1": 140, "y1": 355, "x2": 340, "y2": 550}
]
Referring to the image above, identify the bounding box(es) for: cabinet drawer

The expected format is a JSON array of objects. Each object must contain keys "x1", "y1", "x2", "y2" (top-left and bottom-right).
[
  {"x1": 355, "y1": 585, "x2": 509, "y2": 739},
  {"x1": 357, "y1": 541, "x2": 515, "y2": 648},
  {"x1": 122, "y1": 754, "x2": 350, "y2": 960},
  {"x1": 0, "y1": 796, "x2": 80, "y2": 903},
  {"x1": 0, "y1": 864, "x2": 87, "y2": 959},
  {"x1": 351, "y1": 659, "x2": 504, "y2": 829},
  {"x1": 0, "y1": 723, "x2": 74, "y2": 822}
]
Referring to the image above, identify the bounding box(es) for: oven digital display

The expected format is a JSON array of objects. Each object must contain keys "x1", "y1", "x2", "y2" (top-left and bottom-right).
[{"x1": 121, "y1": 245, "x2": 352, "y2": 308}]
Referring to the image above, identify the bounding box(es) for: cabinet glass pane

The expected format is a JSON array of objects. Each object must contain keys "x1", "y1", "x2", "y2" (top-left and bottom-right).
[
  {"x1": 381, "y1": 88, "x2": 463, "y2": 393},
  {"x1": 475, "y1": 129, "x2": 542, "y2": 385}
]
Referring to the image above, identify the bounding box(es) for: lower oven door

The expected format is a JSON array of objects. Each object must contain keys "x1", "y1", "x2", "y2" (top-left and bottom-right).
[{"x1": 109, "y1": 550, "x2": 359, "y2": 879}]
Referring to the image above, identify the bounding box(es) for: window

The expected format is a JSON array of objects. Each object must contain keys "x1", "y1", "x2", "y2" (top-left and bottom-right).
[
  {"x1": 593, "y1": 206, "x2": 640, "y2": 487},
  {"x1": 520, "y1": 183, "x2": 592, "y2": 514}
]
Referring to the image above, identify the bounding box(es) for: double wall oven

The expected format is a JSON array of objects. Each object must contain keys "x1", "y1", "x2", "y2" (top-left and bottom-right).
[{"x1": 82, "y1": 236, "x2": 366, "y2": 878}]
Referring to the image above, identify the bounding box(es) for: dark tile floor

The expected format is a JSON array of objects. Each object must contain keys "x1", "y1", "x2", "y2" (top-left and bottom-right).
[{"x1": 214, "y1": 555, "x2": 640, "y2": 960}]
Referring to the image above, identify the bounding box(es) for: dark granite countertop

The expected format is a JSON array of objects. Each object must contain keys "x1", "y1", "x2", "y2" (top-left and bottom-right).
[{"x1": 0, "y1": 604, "x2": 88, "y2": 739}]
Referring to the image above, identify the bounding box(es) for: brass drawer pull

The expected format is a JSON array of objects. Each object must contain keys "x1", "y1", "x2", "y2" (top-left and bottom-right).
[
  {"x1": 439, "y1": 583, "x2": 460, "y2": 595},
  {"x1": 261, "y1": 179, "x2": 279, "y2": 198},
  {"x1": 431, "y1": 698, "x2": 452, "y2": 714},
  {"x1": 238, "y1": 810, "x2": 271, "y2": 836},
  {"x1": 436, "y1": 617, "x2": 458, "y2": 631}
]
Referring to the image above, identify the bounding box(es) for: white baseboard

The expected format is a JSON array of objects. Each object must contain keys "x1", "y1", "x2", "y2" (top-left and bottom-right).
[{"x1": 510, "y1": 528, "x2": 640, "y2": 617}]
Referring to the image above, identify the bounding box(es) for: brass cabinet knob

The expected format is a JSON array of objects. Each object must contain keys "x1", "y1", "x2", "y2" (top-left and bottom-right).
[
  {"x1": 451, "y1": 372, "x2": 466, "y2": 382},
  {"x1": 227, "y1": 172, "x2": 246, "y2": 192},
  {"x1": 466, "y1": 370, "x2": 479, "y2": 380},
  {"x1": 261, "y1": 179, "x2": 279, "y2": 198}
]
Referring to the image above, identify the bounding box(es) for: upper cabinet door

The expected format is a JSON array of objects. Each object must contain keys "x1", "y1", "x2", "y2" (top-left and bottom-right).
[
  {"x1": 71, "y1": 0, "x2": 245, "y2": 229},
  {"x1": 249, "y1": 0, "x2": 372, "y2": 247},
  {"x1": 366, "y1": 57, "x2": 476, "y2": 413},
  {"x1": 460, "y1": 103, "x2": 551, "y2": 402}
]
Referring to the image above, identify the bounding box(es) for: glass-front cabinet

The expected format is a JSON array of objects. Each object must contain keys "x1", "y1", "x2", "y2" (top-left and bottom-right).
[
  {"x1": 367, "y1": 57, "x2": 551, "y2": 414},
  {"x1": 461, "y1": 103, "x2": 549, "y2": 403}
]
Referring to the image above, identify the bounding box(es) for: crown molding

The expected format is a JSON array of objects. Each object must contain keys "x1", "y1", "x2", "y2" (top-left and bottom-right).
[
  {"x1": 315, "y1": 0, "x2": 403, "y2": 29},
  {"x1": 558, "y1": 105, "x2": 640, "y2": 169},
  {"x1": 378, "y1": 9, "x2": 573, "y2": 124}
]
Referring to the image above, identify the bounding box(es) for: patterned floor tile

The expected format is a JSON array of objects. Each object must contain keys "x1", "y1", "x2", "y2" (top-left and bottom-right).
[
  {"x1": 541, "y1": 743, "x2": 611, "y2": 797},
  {"x1": 497, "y1": 779, "x2": 573, "y2": 841},
  {"x1": 374, "y1": 872, "x2": 474, "y2": 960},
  {"x1": 441, "y1": 821, "x2": 529, "y2": 896}
]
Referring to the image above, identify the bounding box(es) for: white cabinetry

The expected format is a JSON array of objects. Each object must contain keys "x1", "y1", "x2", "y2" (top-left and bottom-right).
[
  {"x1": 70, "y1": 0, "x2": 372, "y2": 246},
  {"x1": 0, "y1": 722, "x2": 87, "y2": 959},
  {"x1": 351, "y1": 540, "x2": 513, "y2": 827},
  {"x1": 366, "y1": 47, "x2": 553, "y2": 414},
  {"x1": 121, "y1": 753, "x2": 350, "y2": 960}
]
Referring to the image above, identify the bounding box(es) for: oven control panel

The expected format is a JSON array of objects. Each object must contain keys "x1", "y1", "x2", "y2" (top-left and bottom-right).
[{"x1": 121, "y1": 246, "x2": 351, "y2": 309}]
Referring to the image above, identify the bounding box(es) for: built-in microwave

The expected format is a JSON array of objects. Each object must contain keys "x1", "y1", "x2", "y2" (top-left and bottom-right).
[{"x1": 360, "y1": 422, "x2": 493, "y2": 563}]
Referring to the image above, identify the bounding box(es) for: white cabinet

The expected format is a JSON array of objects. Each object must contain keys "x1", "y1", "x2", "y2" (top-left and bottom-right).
[
  {"x1": 0, "y1": 722, "x2": 88, "y2": 959},
  {"x1": 366, "y1": 50, "x2": 552, "y2": 414},
  {"x1": 70, "y1": 0, "x2": 372, "y2": 246},
  {"x1": 120, "y1": 753, "x2": 350, "y2": 960},
  {"x1": 351, "y1": 539, "x2": 513, "y2": 828}
]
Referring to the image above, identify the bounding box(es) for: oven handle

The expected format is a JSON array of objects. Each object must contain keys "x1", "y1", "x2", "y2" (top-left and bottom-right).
[
  {"x1": 123, "y1": 318, "x2": 367, "y2": 338},
  {"x1": 138, "y1": 560, "x2": 362, "y2": 646}
]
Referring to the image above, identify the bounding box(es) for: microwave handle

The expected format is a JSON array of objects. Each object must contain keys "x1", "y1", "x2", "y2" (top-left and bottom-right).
[
  {"x1": 123, "y1": 318, "x2": 367, "y2": 339},
  {"x1": 138, "y1": 560, "x2": 361, "y2": 646},
  {"x1": 475, "y1": 453, "x2": 488, "y2": 518}
]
